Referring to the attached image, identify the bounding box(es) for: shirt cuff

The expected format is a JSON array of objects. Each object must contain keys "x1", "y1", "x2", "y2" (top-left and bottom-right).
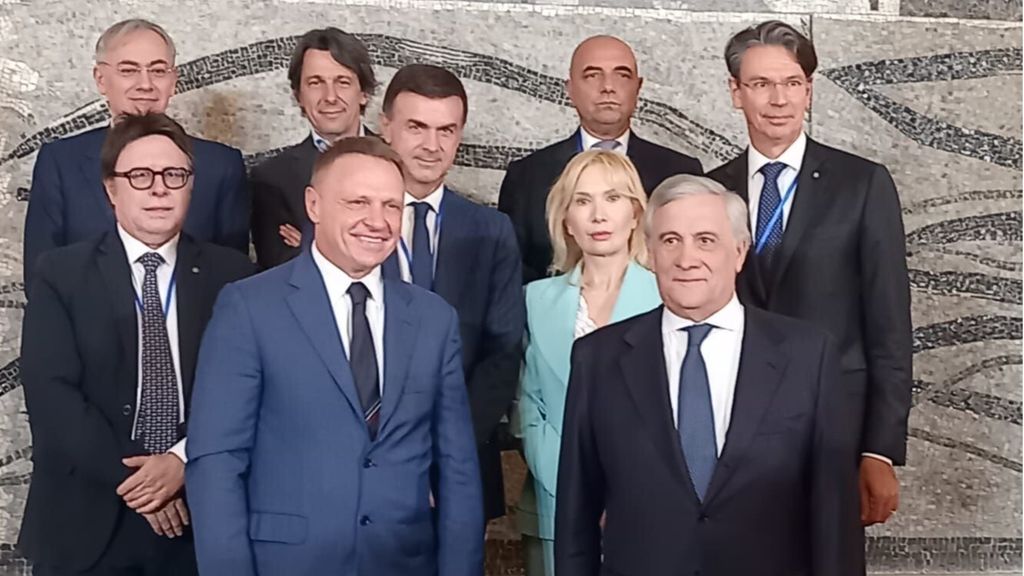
[
  {"x1": 861, "y1": 452, "x2": 892, "y2": 466},
  {"x1": 168, "y1": 438, "x2": 188, "y2": 464}
]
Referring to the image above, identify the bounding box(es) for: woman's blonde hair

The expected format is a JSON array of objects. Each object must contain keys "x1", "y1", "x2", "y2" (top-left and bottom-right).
[{"x1": 546, "y1": 150, "x2": 648, "y2": 275}]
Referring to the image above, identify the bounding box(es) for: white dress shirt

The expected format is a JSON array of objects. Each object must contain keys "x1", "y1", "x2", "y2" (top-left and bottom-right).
[
  {"x1": 397, "y1": 184, "x2": 445, "y2": 283},
  {"x1": 312, "y1": 242, "x2": 386, "y2": 389},
  {"x1": 119, "y1": 225, "x2": 187, "y2": 463},
  {"x1": 662, "y1": 295, "x2": 745, "y2": 457},
  {"x1": 747, "y1": 131, "x2": 807, "y2": 240},
  {"x1": 579, "y1": 126, "x2": 630, "y2": 155}
]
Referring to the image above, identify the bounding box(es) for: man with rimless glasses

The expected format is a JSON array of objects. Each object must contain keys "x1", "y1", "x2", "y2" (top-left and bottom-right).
[
  {"x1": 18, "y1": 113, "x2": 254, "y2": 576},
  {"x1": 23, "y1": 18, "x2": 250, "y2": 295}
]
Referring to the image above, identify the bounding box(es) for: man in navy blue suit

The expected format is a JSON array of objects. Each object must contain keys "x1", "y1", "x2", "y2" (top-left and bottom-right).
[
  {"x1": 379, "y1": 64, "x2": 525, "y2": 524},
  {"x1": 186, "y1": 136, "x2": 484, "y2": 576},
  {"x1": 23, "y1": 19, "x2": 249, "y2": 293}
]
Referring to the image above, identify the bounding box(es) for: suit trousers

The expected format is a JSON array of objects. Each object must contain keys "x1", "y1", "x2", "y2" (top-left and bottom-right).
[{"x1": 33, "y1": 508, "x2": 197, "y2": 576}]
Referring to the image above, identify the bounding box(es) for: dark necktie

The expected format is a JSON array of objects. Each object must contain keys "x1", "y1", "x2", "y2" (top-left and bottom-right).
[
  {"x1": 410, "y1": 202, "x2": 433, "y2": 289},
  {"x1": 755, "y1": 161, "x2": 787, "y2": 265},
  {"x1": 678, "y1": 324, "x2": 716, "y2": 502},
  {"x1": 348, "y1": 282, "x2": 381, "y2": 439},
  {"x1": 136, "y1": 252, "x2": 179, "y2": 454}
]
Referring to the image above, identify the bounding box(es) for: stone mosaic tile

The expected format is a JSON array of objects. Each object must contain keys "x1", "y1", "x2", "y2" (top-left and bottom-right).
[
  {"x1": 901, "y1": 0, "x2": 1023, "y2": 21},
  {"x1": 0, "y1": 2, "x2": 1020, "y2": 572}
]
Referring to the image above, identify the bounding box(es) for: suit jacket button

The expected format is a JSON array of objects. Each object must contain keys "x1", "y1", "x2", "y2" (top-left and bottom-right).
[
  {"x1": 359, "y1": 515, "x2": 372, "y2": 526},
  {"x1": 698, "y1": 514, "x2": 709, "y2": 523},
  {"x1": 122, "y1": 404, "x2": 133, "y2": 416},
  {"x1": 363, "y1": 458, "x2": 375, "y2": 468}
]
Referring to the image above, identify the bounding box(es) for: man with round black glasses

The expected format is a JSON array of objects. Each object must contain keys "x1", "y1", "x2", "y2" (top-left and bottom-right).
[{"x1": 18, "y1": 113, "x2": 254, "y2": 576}]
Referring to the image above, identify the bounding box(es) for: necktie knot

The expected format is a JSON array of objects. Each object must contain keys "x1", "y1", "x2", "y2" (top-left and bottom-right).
[
  {"x1": 348, "y1": 282, "x2": 371, "y2": 306},
  {"x1": 683, "y1": 324, "x2": 713, "y2": 349},
  {"x1": 138, "y1": 252, "x2": 164, "y2": 273},
  {"x1": 591, "y1": 139, "x2": 621, "y2": 151},
  {"x1": 759, "y1": 161, "x2": 787, "y2": 182},
  {"x1": 412, "y1": 201, "x2": 432, "y2": 221}
]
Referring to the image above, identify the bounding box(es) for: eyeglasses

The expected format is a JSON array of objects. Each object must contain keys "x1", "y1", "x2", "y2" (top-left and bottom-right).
[
  {"x1": 98, "y1": 62, "x2": 174, "y2": 79},
  {"x1": 739, "y1": 78, "x2": 809, "y2": 95},
  {"x1": 113, "y1": 167, "x2": 193, "y2": 190}
]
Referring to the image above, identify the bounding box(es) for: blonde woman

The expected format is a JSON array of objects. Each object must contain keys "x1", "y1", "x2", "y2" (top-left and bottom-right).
[{"x1": 517, "y1": 150, "x2": 662, "y2": 575}]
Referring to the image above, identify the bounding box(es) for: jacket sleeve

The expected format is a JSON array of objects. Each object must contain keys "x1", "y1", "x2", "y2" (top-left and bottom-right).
[{"x1": 23, "y1": 143, "x2": 65, "y2": 295}]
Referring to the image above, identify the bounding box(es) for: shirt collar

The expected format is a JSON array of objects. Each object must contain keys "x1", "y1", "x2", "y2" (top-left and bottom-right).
[
  {"x1": 117, "y1": 224, "x2": 179, "y2": 269},
  {"x1": 661, "y1": 294, "x2": 744, "y2": 334},
  {"x1": 404, "y1": 183, "x2": 445, "y2": 212},
  {"x1": 311, "y1": 241, "x2": 384, "y2": 303},
  {"x1": 747, "y1": 131, "x2": 807, "y2": 180},
  {"x1": 311, "y1": 124, "x2": 367, "y2": 153},
  {"x1": 579, "y1": 126, "x2": 631, "y2": 152}
]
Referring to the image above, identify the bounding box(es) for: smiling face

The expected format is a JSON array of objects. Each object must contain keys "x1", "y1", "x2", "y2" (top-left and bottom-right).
[
  {"x1": 649, "y1": 193, "x2": 748, "y2": 321},
  {"x1": 295, "y1": 48, "x2": 367, "y2": 142},
  {"x1": 104, "y1": 134, "x2": 192, "y2": 247},
  {"x1": 564, "y1": 164, "x2": 640, "y2": 260},
  {"x1": 567, "y1": 36, "x2": 643, "y2": 139},
  {"x1": 94, "y1": 29, "x2": 178, "y2": 119},
  {"x1": 729, "y1": 44, "x2": 811, "y2": 153},
  {"x1": 379, "y1": 91, "x2": 464, "y2": 198},
  {"x1": 306, "y1": 152, "x2": 405, "y2": 278}
]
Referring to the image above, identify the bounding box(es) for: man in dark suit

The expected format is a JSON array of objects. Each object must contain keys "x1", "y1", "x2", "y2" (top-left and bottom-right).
[
  {"x1": 378, "y1": 64, "x2": 525, "y2": 523},
  {"x1": 186, "y1": 137, "x2": 484, "y2": 576},
  {"x1": 23, "y1": 19, "x2": 249, "y2": 293},
  {"x1": 18, "y1": 113, "x2": 254, "y2": 576},
  {"x1": 250, "y1": 27, "x2": 378, "y2": 269},
  {"x1": 498, "y1": 35, "x2": 703, "y2": 282},
  {"x1": 707, "y1": 20, "x2": 912, "y2": 530},
  {"x1": 556, "y1": 175, "x2": 861, "y2": 576}
]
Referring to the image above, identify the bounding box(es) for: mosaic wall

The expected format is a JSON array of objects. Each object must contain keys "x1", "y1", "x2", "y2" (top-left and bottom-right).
[{"x1": 0, "y1": 0, "x2": 1020, "y2": 573}]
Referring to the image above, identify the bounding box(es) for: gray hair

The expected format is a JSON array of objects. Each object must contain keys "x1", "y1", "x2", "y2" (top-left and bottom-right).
[
  {"x1": 724, "y1": 20, "x2": 817, "y2": 79},
  {"x1": 643, "y1": 174, "x2": 751, "y2": 246},
  {"x1": 95, "y1": 19, "x2": 177, "y2": 63}
]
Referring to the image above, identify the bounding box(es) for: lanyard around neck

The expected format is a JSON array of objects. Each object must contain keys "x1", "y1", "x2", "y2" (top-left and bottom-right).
[
  {"x1": 398, "y1": 192, "x2": 446, "y2": 287},
  {"x1": 133, "y1": 268, "x2": 177, "y2": 317}
]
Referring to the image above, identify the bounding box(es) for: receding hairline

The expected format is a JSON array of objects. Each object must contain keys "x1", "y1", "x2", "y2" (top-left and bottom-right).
[
  {"x1": 569, "y1": 35, "x2": 638, "y2": 73},
  {"x1": 310, "y1": 150, "x2": 403, "y2": 188},
  {"x1": 95, "y1": 20, "x2": 177, "y2": 64}
]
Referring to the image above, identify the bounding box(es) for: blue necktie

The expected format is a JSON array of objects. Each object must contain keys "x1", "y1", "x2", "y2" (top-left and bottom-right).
[
  {"x1": 755, "y1": 162, "x2": 787, "y2": 263},
  {"x1": 411, "y1": 202, "x2": 433, "y2": 289},
  {"x1": 678, "y1": 324, "x2": 716, "y2": 502},
  {"x1": 348, "y1": 282, "x2": 381, "y2": 440}
]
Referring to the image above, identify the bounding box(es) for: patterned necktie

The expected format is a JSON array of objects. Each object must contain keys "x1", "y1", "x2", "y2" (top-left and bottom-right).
[
  {"x1": 348, "y1": 282, "x2": 381, "y2": 440},
  {"x1": 410, "y1": 202, "x2": 434, "y2": 289},
  {"x1": 591, "y1": 139, "x2": 621, "y2": 151},
  {"x1": 678, "y1": 324, "x2": 716, "y2": 502},
  {"x1": 136, "y1": 252, "x2": 179, "y2": 454},
  {"x1": 755, "y1": 162, "x2": 787, "y2": 264}
]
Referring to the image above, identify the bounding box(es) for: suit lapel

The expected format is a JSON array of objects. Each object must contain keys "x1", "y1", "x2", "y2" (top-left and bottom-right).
[
  {"x1": 285, "y1": 251, "x2": 364, "y2": 421},
  {"x1": 531, "y1": 272, "x2": 581, "y2": 388},
  {"x1": 702, "y1": 309, "x2": 787, "y2": 506},
  {"x1": 625, "y1": 135, "x2": 661, "y2": 193},
  {"x1": 173, "y1": 236, "x2": 203, "y2": 413},
  {"x1": 81, "y1": 128, "x2": 116, "y2": 225},
  {"x1": 381, "y1": 250, "x2": 401, "y2": 282},
  {"x1": 766, "y1": 139, "x2": 830, "y2": 300},
  {"x1": 717, "y1": 151, "x2": 769, "y2": 307},
  {"x1": 619, "y1": 308, "x2": 694, "y2": 489},
  {"x1": 96, "y1": 232, "x2": 139, "y2": 409},
  {"x1": 377, "y1": 279, "x2": 418, "y2": 436},
  {"x1": 432, "y1": 189, "x2": 473, "y2": 308},
  {"x1": 287, "y1": 137, "x2": 318, "y2": 222}
]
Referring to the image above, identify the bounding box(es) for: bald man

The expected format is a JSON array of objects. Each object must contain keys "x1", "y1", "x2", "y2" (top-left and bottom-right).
[{"x1": 498, "y1": 35, "x2": 703, "y2": 282}]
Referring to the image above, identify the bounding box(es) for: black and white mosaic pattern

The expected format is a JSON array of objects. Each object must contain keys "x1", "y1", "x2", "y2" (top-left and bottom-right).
[{"x1": 0, "y1": 4, "x2": 1019, "y2": 573}]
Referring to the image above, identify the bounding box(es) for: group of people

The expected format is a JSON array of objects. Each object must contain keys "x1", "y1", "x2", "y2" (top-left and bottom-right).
[{"x1": 16, "y1": 15, "x2": 913, "y2": 576}]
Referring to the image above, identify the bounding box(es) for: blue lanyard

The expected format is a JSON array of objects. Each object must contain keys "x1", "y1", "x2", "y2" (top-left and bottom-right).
[
  {"x1": 398, "y1": 192, "x2": 446, "y2": 287},
  {"x1": 754, "y1": 177, "x2": 798, "y2": 255},
  {"x1": 133, "y1": 270, "x2": 177, "y2": 317}
]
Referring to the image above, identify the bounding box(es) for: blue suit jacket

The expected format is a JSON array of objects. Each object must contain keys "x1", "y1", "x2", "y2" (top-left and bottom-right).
[
  {"x1": 383, "y1": 188, "x2": 525, "y2": 520},
  {"x1": 518, "y1": 261, "x2": 661, "y2": 539},
  {"x1": 185, "y1": 249, "x2": 484, "y2": 576},
  {"x1": 23, "y1": 126, "x2": 250, "y2": 292}
]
